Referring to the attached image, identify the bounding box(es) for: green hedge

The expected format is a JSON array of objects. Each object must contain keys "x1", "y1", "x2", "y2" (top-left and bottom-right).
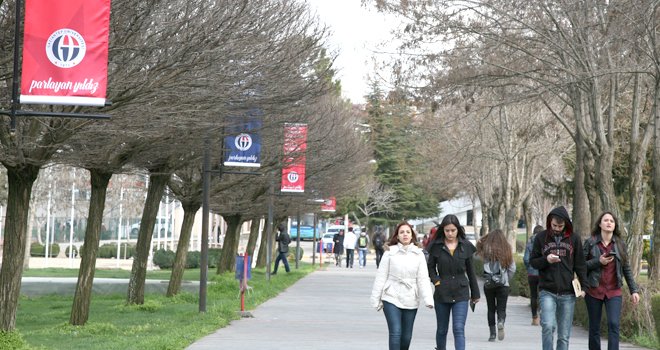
[
  {"x1": 151, "y1": 249, "x2": 223, "y2": 269},
  {"x1": 65, "y1": 245, "x2": 78, "y2": 258},
  {"x1": 29, "y1": 242, "x2": 60, "y2": 257}
]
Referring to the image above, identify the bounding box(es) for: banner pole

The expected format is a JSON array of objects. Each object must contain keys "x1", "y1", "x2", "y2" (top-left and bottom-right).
[{"x1": 10, "y1": 0, "x2": 22, "y2": 132}]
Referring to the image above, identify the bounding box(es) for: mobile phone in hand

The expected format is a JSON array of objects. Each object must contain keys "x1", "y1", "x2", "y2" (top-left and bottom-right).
[{"x1": 607, "y1": 251, "x2": 617, "y2": 257}]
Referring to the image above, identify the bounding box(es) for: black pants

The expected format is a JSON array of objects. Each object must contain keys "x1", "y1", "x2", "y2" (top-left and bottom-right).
[
  {"x1": 483, "y1": 285, "x2": 510, "y2": 326},
  {"x1": 375, "y1": 248, "x2": 385, "y2": 268},
  {"x1": 528, "y1": 275, "x2": 539, "y2": 317},
  {"x1": 345, "y1": 249, "x2": 354, "y2": 267}
]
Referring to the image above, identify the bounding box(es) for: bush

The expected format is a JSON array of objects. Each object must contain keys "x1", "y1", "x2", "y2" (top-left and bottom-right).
[
  {"x1": 65, "y1": 245, "x2": 78, "y2": 258},
  {"x1": 186, "y1": 251, "x2": 201, "y2": 269},
  {"x1": 29, "y1": 242, "x2": 59, "y2": 257},
  {"x1": 0, "y1": 331, "x2": 29, "y2": 350},
  {"x1": 208, "y1": 248, "x2": 222, "y2": 268},
  {"x1": 653, "y1": 294, "x2": 660, "y2": 344},
  {"x1": 94, "y1": 243, "x2": 135, "y2": 259},
  {"x1": 287, "y1": 247, "x2": 304, "y2": 261},
  {"x1": 153, "y1": 249, "x2": 175, "y2": 269}
]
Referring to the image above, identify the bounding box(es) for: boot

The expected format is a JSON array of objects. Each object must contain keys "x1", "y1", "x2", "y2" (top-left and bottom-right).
[
  {"x1": 488, "y1": 326, "x2": 496, "y2": 342},
  {"x1": 497, "y1": 320, "x2": 505, "y2": 340},
  {"x1": 532, "y1": 316, "x2": 540, "y2": 326}
]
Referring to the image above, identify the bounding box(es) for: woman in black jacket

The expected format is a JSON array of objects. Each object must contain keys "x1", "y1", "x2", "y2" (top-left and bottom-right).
[
  {"x1": 427, "y1": 214, "x2": 480, "y2": 350},
  {"x1": 583, "y1": 211, "x2": 639, "y2": 350}
]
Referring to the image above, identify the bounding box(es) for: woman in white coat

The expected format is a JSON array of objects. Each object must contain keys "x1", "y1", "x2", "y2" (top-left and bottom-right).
[{"x1": 370, "y1": 222, "x2": 434, "y2": 350}]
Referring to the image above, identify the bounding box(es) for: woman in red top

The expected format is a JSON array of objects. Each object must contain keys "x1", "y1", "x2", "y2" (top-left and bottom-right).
[{"x1": 583, "y1": 211, "x2": 640, "y2": 350}]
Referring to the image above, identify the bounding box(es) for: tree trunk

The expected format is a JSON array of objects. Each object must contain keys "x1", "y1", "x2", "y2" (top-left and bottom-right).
[
  {"x1": 627, "y1": 74, "x2": 653, "y2": 277},
  {"x1": 167, "y1": 200, "x2": 199, "y2": 297},
  {"x1": 650, "y1": 78, "x2": 660, "y2": 280},
  {"x1": 0, "y1": 164, "x2": 40, "y2": 331},
  {"x1": 70, "y1": 169, "x2": 112, "y2": 325},
  {"x1": 572, "y1": 132, "x2": 592, "y2": 238},
  {"x1": 216, "y1": 214, "x2": 243, "y2": 274},
  {"x1": 127, "y1": 172, "x2": 170, "y2": 304},
  {"x1": 245, "y1": 217, "x2": 261, "y2": 259},
  {"x1": 255, "y1": 220, "x2": 269, "y2": 268}
]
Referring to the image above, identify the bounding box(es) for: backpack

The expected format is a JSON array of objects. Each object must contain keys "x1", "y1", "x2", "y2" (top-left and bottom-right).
[
  {"x1": 373, "y1": 234, "x2": 384, "y2": 249},
  {"x1": 358, "y1": 236, "x2": 368, "y2": 248},
  {"x1": 483, "y1": 261, "x2": 505, "y2": 289}
]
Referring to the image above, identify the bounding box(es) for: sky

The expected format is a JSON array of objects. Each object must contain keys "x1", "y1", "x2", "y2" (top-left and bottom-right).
[{"x1": 306, "y1": 0, "x2": 400, "y2": 104}]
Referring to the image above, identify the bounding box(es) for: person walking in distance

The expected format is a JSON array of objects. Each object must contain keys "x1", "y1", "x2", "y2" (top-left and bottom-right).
[
  {"x1": 476, "y1": 229, "x2": 516, "y2": 342},
  {"x1": 373, "y1": 229, "x2": 386, "y2": 268},
  {"x1": 524, "y1": 225, "x2": 545, "y2": 326},
  {"x1": 272, "y1": 223, "x2": 291, "y2": 274},
  {"x1": 333, "y1": 229, "x2": 345, "y2": 266},
  {"x1": 344, "y1": 227, "x2": 358, "y2": 268},
  {"x1": 370, "y1": 222, "x2": 433, "y2": 350},
  {"x1": 427, "y1": 214, "x2": 480, "y2": 350},
  {"x1": 583, "y1": 211, "x2": 640, "y2": 350},
  {"x1": 357, "y1": 231, "x2": 370, "y2": 268},
  {"x1": 530, "y1": 206, "x2": 589, "y2": 350}
]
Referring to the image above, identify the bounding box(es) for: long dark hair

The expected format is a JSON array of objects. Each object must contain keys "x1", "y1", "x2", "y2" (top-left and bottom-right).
[
  {"x1": 476, "y1": 229, "x2": 513, "y2": 268},
  {"x1": 388, "y1": 222, "x2": 419, "y2": 246},
  {"x1": 435, "y1": 214, "x2": 466, "y2": 241},
  {"x1": 591, "y1": 211, "x2": 628, "y2": 264}
]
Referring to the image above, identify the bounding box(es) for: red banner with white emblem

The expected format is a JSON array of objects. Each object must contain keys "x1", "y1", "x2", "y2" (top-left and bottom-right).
[
  {"x1": 20, "y1": 0, "x2": 111, "y2": 106},
  {"x1": 321, "y1": 197, "x2": 336, "y2": 212},
  {"x1": 281, "y1": 123, "x2": 307, "y2": 193}
]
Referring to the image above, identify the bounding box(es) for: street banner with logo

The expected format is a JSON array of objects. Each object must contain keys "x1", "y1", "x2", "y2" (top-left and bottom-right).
[
  {"x1": 20, "y1": 0, "x2": 111, "y2": 106},
  {"x1": 224, "y1": 116, "x2": 262, "y2": 167},
  {"x1": 321, "y1": 197, "x2": 336, "y2": 212},
  {"x1": 281, "y1": 123, "x2": 307, "y2": 193}
]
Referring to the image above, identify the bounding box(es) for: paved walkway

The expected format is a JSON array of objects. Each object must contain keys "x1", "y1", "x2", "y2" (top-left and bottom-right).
[{"x1": 186, "y1": 262, "x2": 650, "y2": 350}]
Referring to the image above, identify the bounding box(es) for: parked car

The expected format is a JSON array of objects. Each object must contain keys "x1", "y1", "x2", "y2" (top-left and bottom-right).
[{"x1": 319, "y1": 233, "x2": 335, "y2": 252}]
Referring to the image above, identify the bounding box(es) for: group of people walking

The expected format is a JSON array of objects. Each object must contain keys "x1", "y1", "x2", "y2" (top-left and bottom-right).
[
  {"x1": 332, "y1": 227, "x2": 377, "y2": 268},
  {"x1": 370, "y1": 206, "x2": 641, "y2": 350}
]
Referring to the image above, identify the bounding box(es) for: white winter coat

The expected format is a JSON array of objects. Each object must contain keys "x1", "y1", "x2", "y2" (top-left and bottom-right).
[{"x1": 370, "y1": 243, "x2": 434, "y2": 310}]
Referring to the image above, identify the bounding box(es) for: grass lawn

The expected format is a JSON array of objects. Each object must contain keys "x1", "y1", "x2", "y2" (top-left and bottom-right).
[
  {"x1": 22, "y1": 268, "x2": 201, "y2": 281},
  {"x1": 6, "y1": 263, "x2": 317, "y2": 349}
]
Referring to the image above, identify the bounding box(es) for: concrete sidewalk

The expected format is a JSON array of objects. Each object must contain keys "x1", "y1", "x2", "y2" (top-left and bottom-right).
[{"x1": 186, "y1": 262, "x2": 650, "y2": 350}]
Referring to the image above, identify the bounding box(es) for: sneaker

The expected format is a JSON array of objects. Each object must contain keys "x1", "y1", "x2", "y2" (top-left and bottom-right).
[
  {"x1": 532, "y1": 316, "x2": 540, "y2": 326},
  {"x1": 497, "y1": 321, "x2": 505, "y2": 340}
]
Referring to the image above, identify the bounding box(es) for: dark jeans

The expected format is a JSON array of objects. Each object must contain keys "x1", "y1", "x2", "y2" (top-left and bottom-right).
[
  {"x1": 383, "y1": 300, "x2": 418, "y2": 350},
  {"x1": 375, "y1": 248, "x2": 385, "y2": 268},
  {"x1": 585, "y1": 294, "x2": 622, "y2": 350},
  {"x1": 528, "y1": 276, "x2": 540, "y2": 317},
  {"x1": 273, "y1": 251, "x2": 290, "y2": 273},
  {"x1": 434, "y1": 300, "x2": 468, "y2": 350},
  {"x1": 483, "y1": 285, "x2": 510, "y2": 326},
  {"x1": 345, "y1": 249, "x2": 354, "y2": 268}
]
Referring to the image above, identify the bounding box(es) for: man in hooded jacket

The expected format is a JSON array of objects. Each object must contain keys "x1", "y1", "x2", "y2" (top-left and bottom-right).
[{"x1": 530, "y1": 206, "x2": 589, "y2": 350}]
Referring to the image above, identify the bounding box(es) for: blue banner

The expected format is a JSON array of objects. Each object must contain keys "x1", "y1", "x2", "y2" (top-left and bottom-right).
[{"x1": 224, "y1": 112, "x2": 262, "y2": 167}]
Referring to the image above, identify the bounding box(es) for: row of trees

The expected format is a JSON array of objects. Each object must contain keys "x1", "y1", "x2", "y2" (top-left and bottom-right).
[
  {"x1": 0, "y1": 0, "x2": 373, "y2": 331},
  {"x1": 366, "y1": 0, "x2": 660, "y2": 279}
]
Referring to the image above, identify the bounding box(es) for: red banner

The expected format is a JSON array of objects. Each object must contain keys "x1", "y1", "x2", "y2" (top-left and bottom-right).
[
  {"x1": 321, "y1": 197, "x2": 336, "y2": 212},
  {"x1": 20, "y1": 0, "x2": 111, "y2": 106},
  {"x1": 281, "y1": 123, "x2": 307, "y2": 193}
]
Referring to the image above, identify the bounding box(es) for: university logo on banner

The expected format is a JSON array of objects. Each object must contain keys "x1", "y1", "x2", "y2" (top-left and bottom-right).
[
  {"x1": 321, "y1": 197, "x2": 336, "y2": 212},
  {"x1": 20, "y1": 0, "x2": 111, "y2": 106},
  {"x1": 281, "y1": 123, "x2": 307, "y2": 193},
  {"x1": 224, "y1": 113, "x2": 262, "y2": 168}
]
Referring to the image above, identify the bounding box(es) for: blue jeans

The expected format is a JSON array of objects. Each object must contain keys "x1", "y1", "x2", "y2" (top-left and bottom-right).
[
  {"x1": 585, "y1": 294, "x2": 622, "y2": 350},
  {"x1": 345, "y1": 249, "x2": 354, "y2": 267},
  {"x1": 273, "y1": 251, "x2": 290, "y2": 273},
  {"x1": 382, "y1": 300, "x2": 418, "y2": 350},
  {"x1": 434, "y1": 300, "x2": 468, "y2": 350},
  {"x1": 358, "y1": 249, "x2": 367, "y2": 267},
  {"x1": 540, "y1": 290, "x2": 576, "y2": 350}
]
